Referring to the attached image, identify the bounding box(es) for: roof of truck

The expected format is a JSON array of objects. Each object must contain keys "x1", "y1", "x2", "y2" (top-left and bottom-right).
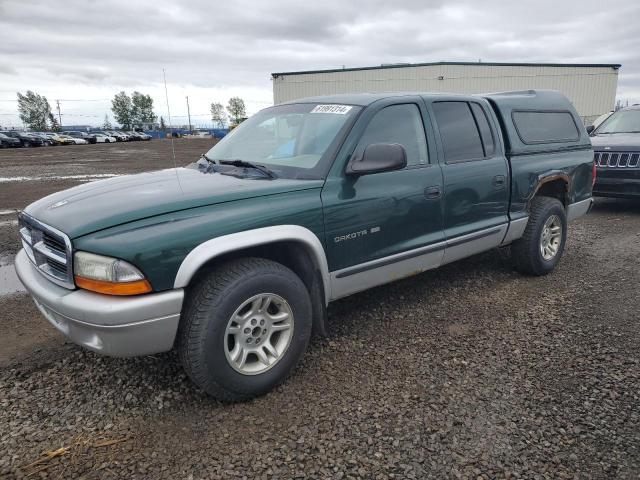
[
  {"x1": 284, "y1": 90, "x2": 590, "y2": 156},
  {"x1": 281, "y1": 91, "x2": 481, "y2": 106},
  {"x1": 281, "y1": 92, "x2": 419, "y2": 106},
  {"x1": 281, "y1": 89, "x2": 571, "y2": 107}
]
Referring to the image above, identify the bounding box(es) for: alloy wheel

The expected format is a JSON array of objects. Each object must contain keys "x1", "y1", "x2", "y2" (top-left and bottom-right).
[
  {"x1": 540, "y1": 214, "x2": 562, "y2": 260},
  {"x1": 223, "y1": 293, "x2": 294, "y2": 375}
]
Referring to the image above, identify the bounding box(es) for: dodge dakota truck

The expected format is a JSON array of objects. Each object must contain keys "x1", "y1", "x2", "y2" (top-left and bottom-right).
[{"x1": 15, "y1": 89, "x2": 594, "y2": 401}]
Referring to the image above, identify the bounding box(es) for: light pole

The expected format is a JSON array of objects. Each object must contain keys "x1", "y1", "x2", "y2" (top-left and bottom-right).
[
  {"x1": 56, "y1": 100, "x2": 62, "y2": 128},
  {"x1": 186, "y1": 96, "x2": 192, "y2": 134}
]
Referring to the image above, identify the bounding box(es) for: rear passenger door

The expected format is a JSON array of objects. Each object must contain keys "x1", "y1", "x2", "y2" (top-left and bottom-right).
[{"x1": 430, "y1": 100, "x2": 509, "y2": 262}]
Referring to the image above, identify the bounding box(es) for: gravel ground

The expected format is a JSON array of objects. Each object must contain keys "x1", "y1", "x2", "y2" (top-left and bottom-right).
[{"x1": 1, "y1": 142, "x2": 639, "y2": 478}]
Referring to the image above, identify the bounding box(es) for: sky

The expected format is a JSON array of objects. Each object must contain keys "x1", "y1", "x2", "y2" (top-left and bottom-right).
[{"x1": 0, "y1": 0, "x2": 638, "y2": 128}]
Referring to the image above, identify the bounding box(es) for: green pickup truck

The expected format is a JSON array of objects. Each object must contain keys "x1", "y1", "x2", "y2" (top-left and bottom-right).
[{"x1": 16, "y1": 90, "x2": 594, "y2": 401}]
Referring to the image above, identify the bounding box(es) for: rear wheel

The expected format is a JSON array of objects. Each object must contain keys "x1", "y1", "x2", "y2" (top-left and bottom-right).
[
  {"x1": 178, "y1": 258, "x2": 312, "y2": 402},
  {"x1": 512, "y1": 196, "x2": 567, "y2": 276}
]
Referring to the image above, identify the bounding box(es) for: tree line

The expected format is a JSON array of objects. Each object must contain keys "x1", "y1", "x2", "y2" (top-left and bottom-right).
[{"x1": 15, "y1": 89, "x2": 249, "y2": 131}]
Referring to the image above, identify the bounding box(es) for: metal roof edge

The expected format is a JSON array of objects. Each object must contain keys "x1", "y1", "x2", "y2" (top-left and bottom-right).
[{"x1": 271, "y1": 61, "x2": 622, "y2": 77}]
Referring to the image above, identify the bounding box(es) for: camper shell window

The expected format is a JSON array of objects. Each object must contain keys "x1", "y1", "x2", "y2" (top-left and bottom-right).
[{"x1": 512, "y1": 110, "x2": 580, "y2": 145}]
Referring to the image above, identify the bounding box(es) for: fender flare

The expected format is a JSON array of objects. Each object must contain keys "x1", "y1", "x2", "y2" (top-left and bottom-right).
[
  {"x1": 530, "y1": 171, "x2": 571, "y2": 206},
  {"x1": 173, "y1": 225, "x2": 331, "y2": 304}
]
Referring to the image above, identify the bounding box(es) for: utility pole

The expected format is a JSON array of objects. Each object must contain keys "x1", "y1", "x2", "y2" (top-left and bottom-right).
[
  {"x1": 56, "y1": 100, "x2": 62, "y2": 127},
  {"x1": 185, "y1": 96, "x2": 192, "y2": 134}
]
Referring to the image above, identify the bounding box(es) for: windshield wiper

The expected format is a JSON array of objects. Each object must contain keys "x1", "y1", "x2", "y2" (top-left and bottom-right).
[
  {"x1": 200, "y1": 153, "x2": 217, "y2": 164},
  {"x1": 217, "y1": 159, "x2": 276, "y2": 178}
]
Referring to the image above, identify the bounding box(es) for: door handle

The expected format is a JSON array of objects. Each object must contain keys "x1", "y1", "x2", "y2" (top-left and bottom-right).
[
  {"x1": 424, "y1": 185, "x2": 442, "y2": 199},
  {"x1": 492, "y1": 175, "x2": 506, "y2": 188}
]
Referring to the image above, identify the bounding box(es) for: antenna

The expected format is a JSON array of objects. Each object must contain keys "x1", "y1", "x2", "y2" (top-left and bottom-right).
[{"x1": 163, "y1": 68, "x2": 183, "y2": 193}]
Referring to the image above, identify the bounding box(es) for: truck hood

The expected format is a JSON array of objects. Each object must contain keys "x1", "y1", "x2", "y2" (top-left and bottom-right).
[
  {"x1": 25, "y1": 167, "x2": 324, "y2": 238},
  {"x1": 591, "y1": 133, "x2": 640, "y2": 151}
]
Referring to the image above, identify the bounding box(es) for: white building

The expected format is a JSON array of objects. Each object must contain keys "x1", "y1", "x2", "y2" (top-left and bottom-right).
[{"x1": 272, "y1": 62, "x2": 620, "y2": 124}]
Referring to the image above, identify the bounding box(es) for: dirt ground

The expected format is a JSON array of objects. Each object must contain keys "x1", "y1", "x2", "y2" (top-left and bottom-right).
[{"x1": 1, "y1": 140, "x2": 639, "y2": 479}]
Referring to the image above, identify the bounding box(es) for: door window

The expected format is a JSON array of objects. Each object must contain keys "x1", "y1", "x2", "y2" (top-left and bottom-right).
[
  {"x1": 470, "y1": 102, "x2": 495, "y2": 157},
  {"x1": 433, "y1": 101, "x2": 485, "y2": 163},
  {"x1": 356, "y1": 104, "x2": 428, "y2": 167}
]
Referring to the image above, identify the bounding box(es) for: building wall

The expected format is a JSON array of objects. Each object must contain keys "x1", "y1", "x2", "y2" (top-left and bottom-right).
[{"x1": 273, "y1": 64, "x2": 619, "y2": 124}]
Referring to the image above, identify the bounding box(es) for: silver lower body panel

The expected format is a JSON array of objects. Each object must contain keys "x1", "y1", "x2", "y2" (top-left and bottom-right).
[{"x1": 567, "y1": 197, "x2": 593, "y2": 221}]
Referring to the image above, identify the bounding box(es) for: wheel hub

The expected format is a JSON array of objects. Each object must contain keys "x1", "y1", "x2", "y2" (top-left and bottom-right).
[
  {"x1": 224, "y1": 293, "x2": 294, "y2": 375},
  {"x1": 540, "y1": 215, "x2": 562, "y2": 261}
]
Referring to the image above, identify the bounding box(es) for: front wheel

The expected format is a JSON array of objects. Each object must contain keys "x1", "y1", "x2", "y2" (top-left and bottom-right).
[
  {"x1": 178, "y1": 258, "x2": 312, "y2": 402},
  {"x1": 512, "y1": 196, "x2": 567, "y2": 276}
]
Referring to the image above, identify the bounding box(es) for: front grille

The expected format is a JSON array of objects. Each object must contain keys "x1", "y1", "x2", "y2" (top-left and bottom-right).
[
  {"x1": 43, "y1": 232, "x2": 66, "y2": 253},
  {"x1": 19, "y1": 213, "x2": 74, "y2": 289},
  {"x1": 594, "y1": 151, "x2": 640, "y2": 168}
]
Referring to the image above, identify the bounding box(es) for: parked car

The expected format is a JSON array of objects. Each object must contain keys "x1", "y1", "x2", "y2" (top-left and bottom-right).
[
  {"x1": 104, "y1": 131, "x2": 130, "y2": 142},
  {"x1": 0, "y1": 130, "x2": 43, "y2": 147},
  {"x1": 92, "y1": 133, "x2": 117, "y2": 143},
  {"x1": 0, "y1": 132, "x2": 22, "y2": 147},
  {"x1": 127, "y1": 131, "x2": 151, "y2": 141},
  {"x1": 31, "y1": 133, "x2": 59, "y2": 146},
  {"x1": 590, "y1": 105, "x2": 640, "y2": 198},
  {"x1": 15, "y1": 90, "x2": 594, "y2": 402},
  {"x1": 62, "y1": 131, "x2": 96, "y2": 144},
  {"x1": 58, "y1": 134, "x2": 87, "y2": 145},
  {"x1": 44, "y1": 133, "x2": 75, "y2": 146},
  {"x1": 125, "y1": 131, "x2": 142, "y2": 141}
]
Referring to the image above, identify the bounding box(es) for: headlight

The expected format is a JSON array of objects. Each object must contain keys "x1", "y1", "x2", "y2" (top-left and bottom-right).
[{"x1": 73, "y1": 251, "x2": 152, "y2": 295}]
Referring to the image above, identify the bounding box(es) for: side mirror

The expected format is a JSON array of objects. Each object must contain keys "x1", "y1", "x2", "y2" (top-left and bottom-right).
[
  {"x1": 347, "y1": 143, "x2": 407, "y2": 175},
  {"x1": 586, "y1": 125, "x2": 595, "y2": 134}
]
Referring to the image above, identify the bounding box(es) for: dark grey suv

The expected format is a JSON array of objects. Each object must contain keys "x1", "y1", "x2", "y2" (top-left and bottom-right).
[{"x1": 590, "y1": 105, "x2": 640, "y2": 198}]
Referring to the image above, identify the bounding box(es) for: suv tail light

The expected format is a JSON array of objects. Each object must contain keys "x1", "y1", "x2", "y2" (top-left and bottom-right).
[{"x1": 592, "y1": 160, "x2": 597, "y2": 187}]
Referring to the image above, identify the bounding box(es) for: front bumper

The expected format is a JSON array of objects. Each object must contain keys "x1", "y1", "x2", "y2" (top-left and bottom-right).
[
  {"x1": 15, "y1": 249, "x2": 184, "y2": 357},
  {"x1": 593, "y1": 177, "x2": 640, "y2": 198}
]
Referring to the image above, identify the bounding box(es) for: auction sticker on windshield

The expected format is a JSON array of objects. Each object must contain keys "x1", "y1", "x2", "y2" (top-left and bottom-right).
[{"x1": 310, "y1": 104, "x2": 353, "y2": 114}]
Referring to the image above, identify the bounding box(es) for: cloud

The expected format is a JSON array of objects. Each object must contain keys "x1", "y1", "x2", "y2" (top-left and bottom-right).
[{"x1": 0, "y1": 0, "x2": 637, "y2": 127}]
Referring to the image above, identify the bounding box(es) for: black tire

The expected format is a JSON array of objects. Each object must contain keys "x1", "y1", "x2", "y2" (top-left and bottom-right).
[
  {"x1": 178, "y1": 257, "x2": 312, "y2": 402},
  {"x1": 512, "y1": 196, "x2": 567, "y2": 276}
]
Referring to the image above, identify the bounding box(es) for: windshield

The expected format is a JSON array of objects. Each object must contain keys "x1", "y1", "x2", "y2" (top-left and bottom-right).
[
  {"x1": 596, "y1": 109, "x2": 640, "y2": 134},
  {"x1": 204, "y1": 103, "x2": 360, "y2": 179}
]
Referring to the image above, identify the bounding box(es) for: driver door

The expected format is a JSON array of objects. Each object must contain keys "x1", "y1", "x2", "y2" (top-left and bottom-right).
[{"x1": 321, "y1": 99, "x2": 445, "y2": 299}]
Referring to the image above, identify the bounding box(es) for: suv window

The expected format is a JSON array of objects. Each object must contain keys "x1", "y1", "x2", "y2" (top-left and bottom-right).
[
  {"x1": 512, "y1": 110, "x2": 579, "y2": 144},
  {"x1": 357, "y1": 104, "x2": 428, "y2": 167},
  {"x1": 433, "y1": 101, "x2": 484, "y2": 163},
  {"x1": 470, "y1": 102, "x2": 495, "y2": 157}
]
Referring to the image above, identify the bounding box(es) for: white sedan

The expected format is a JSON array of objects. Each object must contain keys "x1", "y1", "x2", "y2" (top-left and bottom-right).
[
  {"x1": 58, "y1": 134, "x2": 88, "y2": 145},
  {"x1": 93, "y1": 133, "x2": 117, "y2": 143}
]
